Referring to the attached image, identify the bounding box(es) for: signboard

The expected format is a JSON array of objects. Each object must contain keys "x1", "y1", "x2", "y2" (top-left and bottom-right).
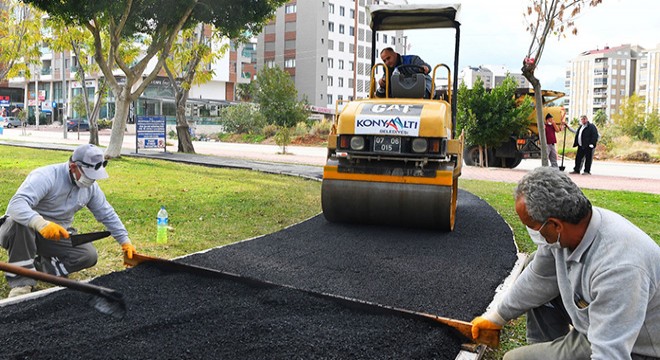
[
  {"x1": 354, "y1": 104, "x2": 422, "y2": 136},
  {"x1": 0, "y1": 95, "x2": 9, "y2": 106},
  {"x1": 136, "y1": 115, "x2": 166, "y2": 152}
]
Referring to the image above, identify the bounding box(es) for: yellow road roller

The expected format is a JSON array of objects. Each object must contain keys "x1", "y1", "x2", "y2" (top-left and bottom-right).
[{"x1": 322, "y1": 4, "x2": 464, "y2": 230}]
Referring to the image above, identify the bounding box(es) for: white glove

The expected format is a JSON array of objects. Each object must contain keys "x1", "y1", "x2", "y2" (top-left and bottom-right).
[{"x1": 589, "y1": 144, "x2": 594, "y2": 149}]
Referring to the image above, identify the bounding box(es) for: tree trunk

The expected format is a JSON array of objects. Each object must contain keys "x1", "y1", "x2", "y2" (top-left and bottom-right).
[
  {"x1": 105, "y1": 88, "x2": 131, "y2": 158},
  {"x1": 522, "y1": 65, "x2": 549, "y2": 167},
  {"x1": 175, "y1": 90, "x2": 195, "y2": 153}
]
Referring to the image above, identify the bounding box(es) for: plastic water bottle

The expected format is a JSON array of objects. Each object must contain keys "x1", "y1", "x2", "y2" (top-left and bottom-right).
[{"x1": 156, "y1": 206, "x2": 168, "y2": 244}]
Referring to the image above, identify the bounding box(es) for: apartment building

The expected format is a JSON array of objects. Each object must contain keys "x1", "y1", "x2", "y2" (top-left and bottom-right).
[
  {"x1": 636, "y1": 43, "x2": 660, "y2": 113},
  {"x1": 459, "y1": 65, "x2": 530, "y2": 90},
  {"x1": 564, "y1": 44, "x2": 645, "y2": 120},
  {"x1": 255, "y1": 0, "x2": 405, "y2": 110}
]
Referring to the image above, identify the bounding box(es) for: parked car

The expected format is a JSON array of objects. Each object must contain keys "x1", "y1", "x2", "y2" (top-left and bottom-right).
[
  {"x1": 66, "y1": 119, "x2": 90, "y2": 132},
  {"x1": 1, "y1": 117, "x2": 22, "y2": 128}
]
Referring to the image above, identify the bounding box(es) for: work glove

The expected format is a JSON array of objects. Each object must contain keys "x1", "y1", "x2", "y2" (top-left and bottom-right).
[
  {"x1": 121, "y1": 242, "x2": 136, "y2": 259},
  {"x1": 589, "y1": 144, "x2": 594, "y2": 148},
  {"x1": 471, "y1": 316, "x2": 503, "y2": 340},
  {"x1": 29, "y1": 216, "x2": 70, "y2": 240}
]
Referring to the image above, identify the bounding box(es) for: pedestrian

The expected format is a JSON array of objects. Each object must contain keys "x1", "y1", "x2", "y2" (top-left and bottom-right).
[
  {"x1": 564, "y1": 115, "x2": 599, "y2": 175},
  {"x1": 544, "y1": 113, "x2": 562, "y2": 168},
  {"x1": 376, "y1": 47, "x2": 432, "y2": 98},
  {"x1": 470, "y1": 167, "x2": 660, "y2": 359},
  {"x1": 0, "y1": 144, "x2": 136, "y2": 298}
]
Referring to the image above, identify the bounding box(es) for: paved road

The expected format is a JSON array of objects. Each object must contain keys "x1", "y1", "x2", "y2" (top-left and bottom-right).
[{"x1": 1, "y1": 126, "x2": 659, "y2": 194}]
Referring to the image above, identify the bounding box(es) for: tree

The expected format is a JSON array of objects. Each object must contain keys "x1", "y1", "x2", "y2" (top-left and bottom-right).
[
  {"x1": 593, "y1": 109, "x2": 608, "y2": 127},
  {"x1": 254, "y1": 66, "x2": 310, "y2": 154},
  {"x1": 47, "y1": 19, "x2": 119, "y2": 145},
  {"x1": 457, "y1": 76, "x2": 532, "y2": 167},
  {"x1": 236, "y1": 82, "x2": 257, "y2": 102},
  {"x1": 163, "y1": 26, "x2": 225, "y2": 153},
  {"x1": 0, "y1": 1, "x2": 43, "y2": 82},
  {"x1": 613, "y1": 94, "x2": 660, "y2": 143},
  {"x1": 26, "y1": 0, "x2": 286, "y2": 158},
  {"x1": 521, "y1": 0, "x2": 603, "y2": 166}
]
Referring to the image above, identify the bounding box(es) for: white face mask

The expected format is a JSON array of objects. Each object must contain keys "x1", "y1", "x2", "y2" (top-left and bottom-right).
[
  {"x1": 526, "y1": 220, "x2": 562, "y2": 249},
  {"x1": 75, "y1": 171, "x2": 95, "y2": 188}
]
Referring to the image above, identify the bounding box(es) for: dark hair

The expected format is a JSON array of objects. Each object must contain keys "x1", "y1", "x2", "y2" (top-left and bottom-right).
[
  {"x1": 545, "y1": 113, "x2": 553, "y2": 120},
  {"x1": 380, "y1": 47, "x2": 395, "y2": 55}
]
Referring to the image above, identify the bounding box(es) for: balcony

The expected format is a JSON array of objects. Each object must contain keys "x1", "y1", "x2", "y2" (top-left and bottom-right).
[{"x1": 41, "y1": 68, "x2": 52, "y2": 75}]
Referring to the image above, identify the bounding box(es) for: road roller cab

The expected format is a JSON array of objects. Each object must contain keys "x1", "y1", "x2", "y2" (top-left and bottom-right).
[{"x1": 322, "y1": 4, "x2": 464, "y2": 230}]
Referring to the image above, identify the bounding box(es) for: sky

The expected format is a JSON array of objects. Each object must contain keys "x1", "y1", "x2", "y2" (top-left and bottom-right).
[{"x1": 401, "y1": 0, "x2": 660, "y2": 91}]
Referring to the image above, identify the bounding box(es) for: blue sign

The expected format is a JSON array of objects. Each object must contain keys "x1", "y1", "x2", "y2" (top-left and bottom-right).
[
  {"x1": 52, "y1": 101, "x2": 57, "y2": 108},
  {"x1": 136, "y1": 116, "x2": 166, "y2": 150}
]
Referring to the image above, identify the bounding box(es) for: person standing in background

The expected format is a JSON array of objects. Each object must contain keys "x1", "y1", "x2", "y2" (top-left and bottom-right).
[
  {"x1": 564, "y1": 115, "x2": 599, "y2": 175},
  {"x1": 544, "y1": 113, "x2": 562, "y2": 168}
]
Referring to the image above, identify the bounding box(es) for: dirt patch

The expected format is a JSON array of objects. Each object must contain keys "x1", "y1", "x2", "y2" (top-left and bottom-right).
[{"x1": 290, "y1": 134, "x2": 327, "y2": 146}]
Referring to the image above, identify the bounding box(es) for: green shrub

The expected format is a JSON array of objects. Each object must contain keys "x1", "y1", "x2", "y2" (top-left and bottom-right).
[
  {"x1": 263, "y1": 124, "x2": 278, "y2": 138},
  {"x1": 219, "y1": 103, "x2": 265, "y2": 134},
  {"x1": 311, "y1": 120, "x2": 332, "y2": 137},
  {"x1": 293, "y1": 121, "x2": 309, "y2": 136}
]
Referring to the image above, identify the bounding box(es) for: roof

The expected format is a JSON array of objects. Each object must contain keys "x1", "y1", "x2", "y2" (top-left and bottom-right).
[{"x1": 368, "y1": 4, "x2": 461, "y2": 31}]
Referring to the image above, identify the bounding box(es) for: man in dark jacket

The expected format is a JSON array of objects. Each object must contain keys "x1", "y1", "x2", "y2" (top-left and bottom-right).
[
  {"x1": 376, "y1": 47, "x2": 432, "y2": 98},
  {"x1": 564, "y1": 115, "x2": 599, "y2": 175}
]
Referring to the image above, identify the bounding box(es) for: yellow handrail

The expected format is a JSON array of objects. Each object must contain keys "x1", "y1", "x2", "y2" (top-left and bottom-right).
[{"x1": 431, "y1": 64, "x2": 452, "y2": 104}]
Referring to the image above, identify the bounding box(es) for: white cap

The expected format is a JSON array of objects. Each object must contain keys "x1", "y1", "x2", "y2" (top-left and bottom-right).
[{"x1": 71, "y1": 144, "x2": 109, "y2": 180}]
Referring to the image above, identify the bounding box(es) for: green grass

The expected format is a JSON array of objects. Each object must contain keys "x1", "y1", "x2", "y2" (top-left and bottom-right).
[{"x1": 2, "y1": 145, "x2": 658, "y2": 359}]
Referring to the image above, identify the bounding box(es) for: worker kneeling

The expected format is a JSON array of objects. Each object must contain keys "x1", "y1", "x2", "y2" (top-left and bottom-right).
[
  {"x1": 471, "y1": 167, "x2": 660, "y2": 359},
  {"x1": 0, "y1": 144, "x2": 136, "y2": 298}
]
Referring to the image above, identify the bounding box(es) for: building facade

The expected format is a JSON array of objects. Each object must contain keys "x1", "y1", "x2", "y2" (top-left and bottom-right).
[
  {"x1": 564, "y1": 44, "x2": 645, "y2": 121},
  {"x1": 459, "y1": 65, "x2": 530, "y2": 90},
  {"x1": 636, "y1": 43, "x2": 660, "y2": 113},
  {"x1": 255, "y1": 0, "x2": 405, "y2": 110}
]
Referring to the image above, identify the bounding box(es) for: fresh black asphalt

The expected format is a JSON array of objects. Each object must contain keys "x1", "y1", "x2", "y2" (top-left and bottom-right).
[{"x1": 0, "y1": 143, "x2": 518, "y2": 359}]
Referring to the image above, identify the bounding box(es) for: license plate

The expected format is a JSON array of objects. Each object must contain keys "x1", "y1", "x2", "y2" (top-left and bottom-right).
[{"x1": 373, "y1": 136, "x2": 401, "y2": 153}]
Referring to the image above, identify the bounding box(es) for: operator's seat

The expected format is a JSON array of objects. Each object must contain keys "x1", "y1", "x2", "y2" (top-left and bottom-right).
[{"x1": 391, "y1": 73, "x2": 426, "y2": 99}]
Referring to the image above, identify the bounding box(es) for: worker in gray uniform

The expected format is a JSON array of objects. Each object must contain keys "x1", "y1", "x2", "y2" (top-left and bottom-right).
[
  {"x1": 0, "y1": 144, "x2": 136, "y2": 298},
  {"x1": 471, "y1": 167, "x2": 660, "y2": 359}
]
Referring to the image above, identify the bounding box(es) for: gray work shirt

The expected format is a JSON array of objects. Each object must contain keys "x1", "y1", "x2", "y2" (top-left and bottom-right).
[
  {"x1": 496, "y1": 207, "x2": 660, "y2": 359},
  {"x1": 6, "y1": 162, "x2": 129, "y2": 244}
]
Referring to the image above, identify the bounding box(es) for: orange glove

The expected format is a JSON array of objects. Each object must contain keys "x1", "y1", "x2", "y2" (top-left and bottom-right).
[
  {"x1": 471, "y1": 316, "x2": 503, "y2": 340},
  {"x1": 121, "y1": 243, "x2": 136, "y2": 259},
  {"x1": 39, "y1": 222, "x2": 70, "y2": 240}
]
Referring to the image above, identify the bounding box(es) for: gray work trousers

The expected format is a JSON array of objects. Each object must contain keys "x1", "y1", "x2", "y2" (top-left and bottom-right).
[
  {"x1": 547, "y1": 143, "x2": 558, "y2": 168},
  {"x1": 504, "y1": 252, "x2": 659, "y2": 360},
  {"x1": 0, "y1": 216, "x2": 97, "y2": 288}
]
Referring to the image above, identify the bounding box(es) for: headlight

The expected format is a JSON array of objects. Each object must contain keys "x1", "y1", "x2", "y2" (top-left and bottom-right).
[
  {"x1": 350, "y1": 136, "x2": 365, "y2": 150},
  {"x1": 411, "y1": 138, "x2": 428, "y2": 153}
]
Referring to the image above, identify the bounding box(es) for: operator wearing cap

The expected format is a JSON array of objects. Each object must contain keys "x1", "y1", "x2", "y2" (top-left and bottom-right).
[{"x1": 0, "y1": 144, "x2": 136, "y2": 298}]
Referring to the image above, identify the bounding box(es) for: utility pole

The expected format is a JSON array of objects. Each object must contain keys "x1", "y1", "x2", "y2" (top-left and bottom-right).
[{"x1": 62, "y1": 51, "x2": 67, "y2": 139}]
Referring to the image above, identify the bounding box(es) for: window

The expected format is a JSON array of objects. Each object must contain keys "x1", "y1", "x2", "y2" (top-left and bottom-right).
[
  {"x1": 328, "y1": 39, "x2": 334, "y2": 50},
  {"x1": 266, "y1": 60, "x2": 275, "y2": 68},
  {"x1": 339, "y1": 24, "x2": 344, "y2": 34},
  {"x1": 329, "y1": 22, "x2": 334, "y2": 32},
  {"x1": 338, "y1": 77, "x2": 344, "y2": 87},
  {"x1": 348, "y1": 78, "x2": 354, "y2": 89},
  {"x1": 321, "y1": 38, "x2": 324, "y2": 44},
  {"x1": 338, "y1": 94, "x2": 343, "y2": 101},
  {"x1": 285, "y1": 4, "x2": 296, "y2": 13},
  {"x1": 339, "y1": 41, "x2": 344, "y2": 52},
  {"x1": 284, "y1": 58, "x2": 295, "y2": 68},
  {"x1": 329, "y1": 3, "x2": 334, "y2": 13},
  {"x1": 350, "y1": 9, "x2": 355, "y2": 19},
  {"x1": 328, "y1": 58, "x2": 334, "y2": 68},
  {"x1": 338, "y1": 59, "x2": 344, "y2": 70},
  {"x1": 350, "y1": 26, "x2": 354, "y2": 36},
  {"x1": 383, "y1": 34, "x2": 388, "y2": 43},
  {"x1": 349, "y1": 61, "x2": 354, "y2": 71},
  {"x1": 340, "y1": 6, "x2": 345, "y2": 16},
  {"x1": 328, "y1": 94, "x2": 333, "y2": 105},
  {"x1": 328, "y1": 76, "x2": 334, "y2": 86}
]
